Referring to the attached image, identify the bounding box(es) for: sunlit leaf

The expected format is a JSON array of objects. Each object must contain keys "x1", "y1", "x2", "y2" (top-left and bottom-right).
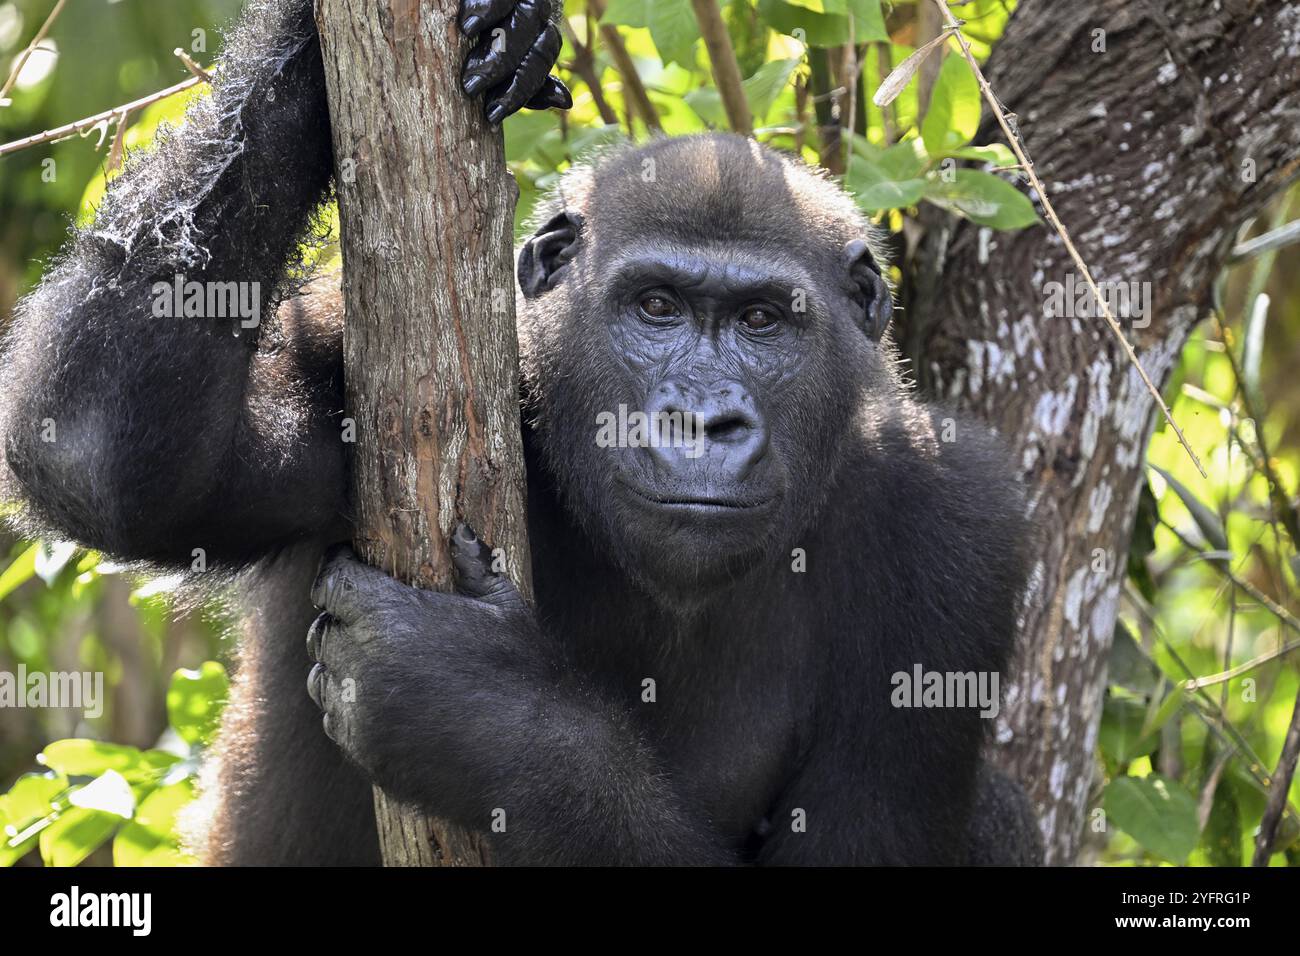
[
  {"x1": 0, "y1": 544, "x2": 39, "y2": 602},
  {"x1": 113, "y1": 780, "x2": 197, "y2": 867},
  {"x1": 1149, "y1": 464, "x2": 1230, "y2": 552},
  {"x1": 922, "y1": 169, "x2": 1038, "y2": 230},
  {"x1": 921, "y1": 53, "x2": 981, "y2": 155},
  {"x1": 167, "y1": 662, "x2": 229, "y2": 748},
  {"x1": 68, "y1": 770, "x2": 136, "y2": 819},
  {"x1": 39, "y1": 807, "x2": 118, "y2": 867}
]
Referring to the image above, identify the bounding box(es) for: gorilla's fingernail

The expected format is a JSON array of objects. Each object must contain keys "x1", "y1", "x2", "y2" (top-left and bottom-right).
[
  {"x1": 461, "y1": 15, "x2": 483, "y2": 35},
  {"x1": 308, "y1": 662, "x2": 326, "y2": 707},
  {"x1": 464, "y1": 74, "x2": 488, "y2": 96}
]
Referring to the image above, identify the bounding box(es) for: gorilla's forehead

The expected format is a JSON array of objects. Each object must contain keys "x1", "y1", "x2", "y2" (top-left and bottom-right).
[{"x1": 576, "y1": 133, "x2": 865, "y2": 251}]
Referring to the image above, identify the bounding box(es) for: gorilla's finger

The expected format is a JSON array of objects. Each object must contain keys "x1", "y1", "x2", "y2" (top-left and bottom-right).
[
  {"x1": 485, "y1": 24, "x2": 562, "y2": 125},
  {"x1": 459, "y1": 0, "x2": 516, "y2": 38},
  {"x1": 524, "y1": 75, "x2": 572, "y2": 111},
  {"x1": 307, "y1": 662, "x2": 328, "y2": 709},
  {"x1": 450, "y1": 523, "x2": 527, "y2": 611},
  {"x1": 310, "y1": 545, "x2": 386, "y2": 625},
  {"x1": 462, "y1": 0, "x2": 547, "y2": 97},
  {"x1": 306, "y1": 611, "x2": 335, "y2": 662}
]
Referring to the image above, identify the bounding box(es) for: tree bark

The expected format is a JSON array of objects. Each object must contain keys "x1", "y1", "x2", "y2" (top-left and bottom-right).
[
  {"x1": 315, "y1": 0, "x2": 533, "y2": 867},
  {"x1": 897, "y1": 0, "x2": 1300, "y2": 863}
]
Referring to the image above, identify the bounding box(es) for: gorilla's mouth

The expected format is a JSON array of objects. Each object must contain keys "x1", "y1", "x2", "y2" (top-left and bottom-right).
[{"x1": 620, "y1": 480, "x2": 774, "y2": 513}]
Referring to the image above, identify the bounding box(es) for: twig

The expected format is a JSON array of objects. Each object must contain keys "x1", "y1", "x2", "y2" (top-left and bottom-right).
[
  {"x1": 560, "y1": 17, "x2": 619, "y2": 127},
  {"x1": 1124, "y1": 581, "x2": 1300, "y2": 828},
  {"x1": 0, "y1": 72, "x2": 209, "y2": 158},
  {"x1": 927, "y1": 0, "x2": 1205, "y2": 477},
  {"x1": 689, "y1": 0, "x2": 752, "y2": 135},
  {"x1": 1210, "y1": 309, "x2": 1300, "y2": 549},
  {"x1": 1158, "y1": 519, "x2": 1300, "y2": 647},
  {"x1": 1228, "y1": 219, "x2": 1300, "y2": 264},
  {"x1": 1254, "y1": 681, "x2": 1300, "y2": 864},
  {"x1": 0, "y1": 0, "x2": 67, "y2": 106},
  {"x1": 173, "y1": 47, "x2": 212, "y2": 83},
  {"x1": 589, "y1": 0, "x2": 661, "y2": 132}
]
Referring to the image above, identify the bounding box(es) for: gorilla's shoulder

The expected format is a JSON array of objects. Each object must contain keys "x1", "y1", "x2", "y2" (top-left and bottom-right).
[{"x1": 847, "y1": 399, "x2": 1032, "y2": 602}]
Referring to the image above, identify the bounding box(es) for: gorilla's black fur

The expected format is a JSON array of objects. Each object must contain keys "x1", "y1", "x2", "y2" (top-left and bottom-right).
[{"x1": 0, "y1": 0, "x2": 1041, "y2": 865}]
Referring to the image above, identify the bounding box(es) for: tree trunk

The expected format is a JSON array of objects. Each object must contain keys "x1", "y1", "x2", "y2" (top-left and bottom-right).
[
  {"x1": 897, "y1": 0, "x2": 1300, "y2": 863},
  {"x1": 315, "y1": 0, "x2": 533, "y2": 867}
]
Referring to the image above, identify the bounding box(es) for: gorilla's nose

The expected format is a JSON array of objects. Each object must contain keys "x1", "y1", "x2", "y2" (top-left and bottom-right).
[{"x1": 642, "y1": 378, "x2": 768, "y2": 480}]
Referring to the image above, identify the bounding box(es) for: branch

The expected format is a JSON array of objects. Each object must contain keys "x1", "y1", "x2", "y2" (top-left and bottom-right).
[
  {"x1": 560, "y1": 17, "x2": 619, "y2": 127},
  {"x1": 589, "y1": 0, "x2": 661, "y2": 132},
  {"x1": 0, "y1": 0, "x2": 66, "y2": 107},
  {"x1": 924, "y1": 0, "x2": 1206, "y2": 477},
  {"x1": 1254, "y1": 683, "x2": 1300, "y2": 864},
  {"x1": 0, "y1": 68, "x2": 210, "y2": 159},
  {"x1": 689, "y1": 0, "x2": 752, "y2": 134}
]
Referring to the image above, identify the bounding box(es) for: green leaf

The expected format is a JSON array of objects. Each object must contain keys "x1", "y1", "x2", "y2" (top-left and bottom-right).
[
  {"x1": 1098, "y1": 696, "x2": 1158, "y2": 766},
  {"x1": 39, "y1": 807, "x2": 119, "y2": 867},
  {"x1": 921, "y1": 53, "x2": 981, "y2": 156},
  {"x1": 1149, "y1": 464, "x2": 1230, "y2": 553},
  {"x1": 685, "y1": 58, "x2": 800, "y2": 127},
  {"x1": 40, "y1": 740, "x2": 147, "y2": 777},
  {"x1": 601, "y1": 0, "x2": 651, "y2": 28},
  {"x1": 33, "y1": 540, "x2": 77, "y2": 586},
  {"x1": 0, "y1": 772, "x2": 67, "y2": 866},
  {"x1": 167, "y1": 661, "x2": 229, "y2": 748},
  {"x1": 945, "y1": 143, "x2": 1016, "y2": 167},
  {"x1": 845, "y1": 0, "x2": 887, "y2": 42},
  {"x1": 1106, "y1": 621, "x2": 1161, "y2": 695},
  {"x1": 742, "y1": 57, "x2": 801, "y2": 120},
  {"x1": 0, "y1": 543, "x2": 39, "y2": 602},
  {"x1": 1104, "y1": 774, "x2": 1200, "y2": 864},
  {"x1": 923, "y1": 169, "x2": 1039, "y2": 230},
  {"x1": 845, "y1": 154, "x2": 926, "y2": 212},
  {"x1": 113, "y1": 780, "x2": 197, "y2": 867},
  {"x1": 649, "y1": 0, "x2": 700, "y2": 68},
  {"x1": 504, "y1": 109, "x2": 561, "y2": 164},
  {"x1": 67, "y1": 770, "x2": 136, "y2": 819},
  {"x1": 756, "y1": 0, "x2": 848, "y2": 47}
]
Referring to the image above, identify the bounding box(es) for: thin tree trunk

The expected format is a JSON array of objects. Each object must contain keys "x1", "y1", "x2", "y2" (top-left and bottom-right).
[
  {"x1": 898, "y1": 0, "x2": 1300, "y2": 863},
  {"x1": 315, "y1": 0, "x2": 533, "y2": 867}
]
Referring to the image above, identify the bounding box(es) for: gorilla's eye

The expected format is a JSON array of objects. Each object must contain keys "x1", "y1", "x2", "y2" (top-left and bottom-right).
[
  {"x1": 638, "y1": 295, "x2": 679, "y2": 320},
  {"x1": 740, "y1": 307, "x2": 778, "y2": 331}
]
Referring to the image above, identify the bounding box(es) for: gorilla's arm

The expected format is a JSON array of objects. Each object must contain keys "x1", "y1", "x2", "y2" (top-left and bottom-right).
[
  {"x1": 308, "y1": 536, "x2": 738, "y2": 865},
  {"x1": 0, "y1": 0, "x2": 338, "y2": 567},
  {"x1": 0, "y1": 0, "x2": 566, "y2": 568}
]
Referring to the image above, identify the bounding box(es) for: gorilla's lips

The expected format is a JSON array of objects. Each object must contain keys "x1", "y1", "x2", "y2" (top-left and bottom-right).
[{"x1": 618, "y1": 479, "x2": 776, "y2": 516}]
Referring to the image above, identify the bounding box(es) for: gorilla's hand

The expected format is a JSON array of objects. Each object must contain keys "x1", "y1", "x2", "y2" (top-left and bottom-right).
[
  {"x1": 306, "y1": 527, "x2": 543, "y2": 820},
  {"x1": 459, "y1": 0, "x2": 572, "y2": 124}
]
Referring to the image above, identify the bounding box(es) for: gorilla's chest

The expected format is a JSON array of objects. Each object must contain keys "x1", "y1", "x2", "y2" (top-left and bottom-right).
[{"x1": 568, "y1": 613, "x2": 809, "y2": 842}]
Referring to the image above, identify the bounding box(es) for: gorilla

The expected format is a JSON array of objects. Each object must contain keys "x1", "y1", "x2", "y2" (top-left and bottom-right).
[{"x1": 0, "y1": 0, "x2": 1041, "y2": 865}]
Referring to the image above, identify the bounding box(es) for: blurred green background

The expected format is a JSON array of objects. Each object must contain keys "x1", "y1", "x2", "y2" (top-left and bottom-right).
[{"x1": 0, "y1": 0, "x2": 1297, "y2": 866}]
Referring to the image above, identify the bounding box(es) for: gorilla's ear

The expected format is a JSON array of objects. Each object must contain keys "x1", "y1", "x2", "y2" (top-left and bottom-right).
[
  {"x1": 842, "y1": 238, "x2": 894, "y2": 340},
  {"x1": 518, "y1": 211, "x2": 584, "y2": 298}
]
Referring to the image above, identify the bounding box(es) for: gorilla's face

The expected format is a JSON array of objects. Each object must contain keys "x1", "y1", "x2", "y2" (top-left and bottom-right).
[{"x1": 517, "y1": 135, "x2": 894, "y2": 603}]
